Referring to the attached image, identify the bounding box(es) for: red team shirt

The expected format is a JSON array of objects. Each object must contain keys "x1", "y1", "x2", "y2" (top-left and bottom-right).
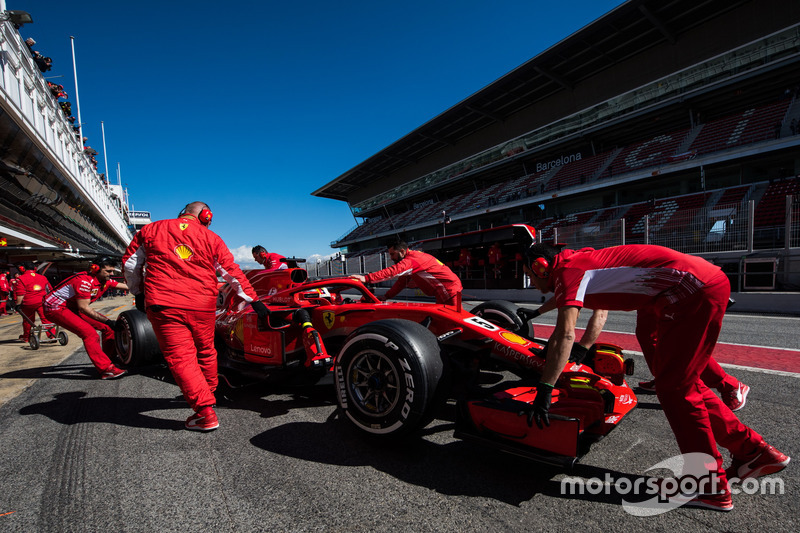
[
  {"x1": 15, "y1": 271, "x2": 52, "y2": 306},
  {"x1": 262, "y1": 252, "x2": 287, "y2": 271},
  {"x1": 123, "y1": 217, "x2": 257, "y2": 311},
  {"x1": 44, "y1": 273, "x2": 118, "y2": 311},
  {"x1": 365, "y1": 249, "x2": 463, "y2": 302},
  {"x1": 549, "y1": 245, "x2": 723, "y2": 311}
]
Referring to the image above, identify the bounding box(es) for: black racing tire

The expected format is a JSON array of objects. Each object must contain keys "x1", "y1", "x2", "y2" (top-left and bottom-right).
[
  {"x1": 29, "y1": 335, "x2": 40, "y2": 350},
  {"x1": 471, "y1": 300, "x2": 534, "y2": 339},
  {"x1": 57, "y1": 331, "x2": 68, "y2": 346},
  {"x1": 335, "y1": 319, "x2": 445, "y2": 439},
  {"x1": 114, "y1": 309, "x2": 161, "y2": 368}
]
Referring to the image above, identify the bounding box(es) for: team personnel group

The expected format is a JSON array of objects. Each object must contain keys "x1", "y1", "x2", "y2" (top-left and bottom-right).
[{"x1": 4, "y1": 205, "x2": 789, "y2": 511}]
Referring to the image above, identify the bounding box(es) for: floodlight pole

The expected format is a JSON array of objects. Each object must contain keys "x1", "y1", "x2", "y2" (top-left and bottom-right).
[
  {"x1": 70, "y1": 37, "x2": 83, "y2": 149},
  {"x1": 101, "y1": 121, "x2": 110, "y2": 185}
]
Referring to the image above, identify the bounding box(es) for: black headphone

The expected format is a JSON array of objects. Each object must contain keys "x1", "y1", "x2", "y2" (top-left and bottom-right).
[{"x1": 179, "y1": 203, "x2": 213, "y2": 226}]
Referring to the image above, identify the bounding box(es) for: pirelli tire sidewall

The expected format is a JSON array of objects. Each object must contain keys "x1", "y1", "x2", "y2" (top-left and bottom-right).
[
  {"x1": 335, "y1": 319, "x2": 444, "y2": 439},
  {"x1": 114, "y1": 309, "x2": 161, "y2": 368}
]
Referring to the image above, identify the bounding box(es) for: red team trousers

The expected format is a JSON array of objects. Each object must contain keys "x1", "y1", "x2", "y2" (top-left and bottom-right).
[
  {"x1": 43, "y1": 307, "x2": 117, "y2": 372},
  {"x1": 147, "y1": 307, "x2": 218, "y2": 411},
  {"x1": 636, "y1": 271, "x2": 761, "y2": 482},
  {"x1": 20, "y1": 304, "x2": 47, "y2": 339}
]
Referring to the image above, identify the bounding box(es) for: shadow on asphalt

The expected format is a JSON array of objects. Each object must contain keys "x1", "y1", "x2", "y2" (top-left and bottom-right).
[
  {"x1": 241, "y1": 389, "x2": 656, "y2": 508},
  {"x1": 1, "y1": 363, "x2": 101, "y2": 380},
  {"x1": 17, "y1": 390, "x2": 188, "y2": 430}
]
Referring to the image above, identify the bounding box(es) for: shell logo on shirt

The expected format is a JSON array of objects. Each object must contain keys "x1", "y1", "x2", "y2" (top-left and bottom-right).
[
  {"x1": 33, "y1": 284, "x2": 42, "y2": 291},
  {"x1": 175, "y1": 244, "x2": 194, "y2": 260}
]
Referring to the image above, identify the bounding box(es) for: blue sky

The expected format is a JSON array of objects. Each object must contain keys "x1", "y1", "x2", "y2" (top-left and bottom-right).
[{"x1": 14, "y1": 0, "x2": 624, "y2": 268}]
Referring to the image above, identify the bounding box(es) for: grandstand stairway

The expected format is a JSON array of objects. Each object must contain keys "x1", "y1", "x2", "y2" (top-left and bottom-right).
[{"x1": 780, "y1": 96, "x2": 800, "y2": 137}]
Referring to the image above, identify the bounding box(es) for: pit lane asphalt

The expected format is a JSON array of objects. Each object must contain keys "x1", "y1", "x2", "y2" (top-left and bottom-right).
[{"x1": 0, "y1": 300, "x2": 797, "y2": 532}]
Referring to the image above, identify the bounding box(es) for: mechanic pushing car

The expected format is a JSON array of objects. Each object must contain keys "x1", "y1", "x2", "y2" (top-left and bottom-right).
[
  {"x1": 350, "y1": 238, "x2": 463, "y2": 306},
  {"x1": 123, "y1": 201, "x2": 270, "y2": 432},
  {"x1": 523, "y1": 242, "x2": 789, "y2": 511},
  {"x1": 14, "y1": 262, "x2": 53, "y2": 343},
  {"x1": 43, "y1": 257, "x2": 129, "y2": 380},
  {"x1": 252, "y1": 245, "x2": 288, "y2": 271},
  {"x1": 531, "y1": 297, "x2": 751, "y2": 411}
]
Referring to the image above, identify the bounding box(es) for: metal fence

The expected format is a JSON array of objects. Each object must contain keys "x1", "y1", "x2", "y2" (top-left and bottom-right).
[
  {"x1": 308, "y1": 196, "x2": 799, "y2": 282},
  {"x1": 552, "y1": 198, "x2": 798, "y2": 255},
  {"x1": 791, "y1": 196, "x2": 800, "y2": 249},
  {"x1": 305, "y1": 253, "x2": 387, "y2": 278}
]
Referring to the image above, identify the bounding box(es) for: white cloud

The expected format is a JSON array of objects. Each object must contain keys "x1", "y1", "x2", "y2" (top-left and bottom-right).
[
  {"x1": 229, "y1": 246, "x2": 337, "y2": 270},
  {"x1": 231, "y1": 245, "x2": 258, "y2": 269}
]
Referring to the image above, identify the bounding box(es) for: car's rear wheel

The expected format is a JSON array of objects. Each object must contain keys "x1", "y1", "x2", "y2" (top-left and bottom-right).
[
  {"x1": 471, "y1": 300, "x2": 534, "y2": 339},
  {"x1": 114, "y1": 310, "x2": 161, "y2": 368},
  {"x1": 335, "y1": 319, "x2": 444, "y2": 439}
]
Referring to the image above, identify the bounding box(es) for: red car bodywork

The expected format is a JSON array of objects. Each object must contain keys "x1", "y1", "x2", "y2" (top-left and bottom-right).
[{"x1": 213, "y1": 266, "x2": 637, "y2": 465}]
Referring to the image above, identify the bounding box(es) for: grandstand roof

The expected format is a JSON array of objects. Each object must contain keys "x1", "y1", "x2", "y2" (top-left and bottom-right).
[{"x1": 313, "y1": 0, "x2": 753, "y2": 202}]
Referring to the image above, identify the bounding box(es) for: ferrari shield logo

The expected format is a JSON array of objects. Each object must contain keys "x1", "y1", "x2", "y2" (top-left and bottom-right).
[
  {"x1": 179, "y1": 222, "x2": 189, "y2": 231},
  {"x1": 323, "y1": 311, "x2": 335, "y2": 329}
]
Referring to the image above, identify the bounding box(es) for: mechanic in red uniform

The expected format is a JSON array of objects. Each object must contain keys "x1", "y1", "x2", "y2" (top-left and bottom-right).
[
  {"x1": 455, "y1": 247, "x2": 473, "y2": 279},
  {"x1": 0, "y1": 269, "x2": 10, "y2": 315},
  {"x1": 123, "y1": 201, "x2": 269, "y2": 432},
  {"x1": 523, "y1": 243, "x2": 789, "y2": 511},
  {"x1": 487, "y1": 242, "x2": 504, "y2": 279},
  {"x1": 351, "y1": 238, "x2": 463, "y2": 306},
  {"x1": 531, "y1": 297, "x2": 750, "y2": 411},
  {"x1": 251, "y1": 245, "x2": 288, "y2": 271},
  {"x1": 43, "y1": 257, "x2": 129, "y2": 379},
  {"x1": 14, "y1": 262, "x2": 53, "y2": 342}
]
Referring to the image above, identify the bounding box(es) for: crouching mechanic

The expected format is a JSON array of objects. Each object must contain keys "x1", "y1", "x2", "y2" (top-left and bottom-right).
[
  {"x1": 523, "y1": 243, "x2": 789, "y2": 511},
  {"x1": 350, "y1": 238, "x2": 463, "y2": 306},
  {"x1": 43, "y1": 257, "x2": 129, "y2": 379},
  {"x1": 123, "y1": 201, "x2": 269, "y2": 432},
  {"x1": 529, "y1": 297, "x2": 750, "y2": 411},
  {"x1": 252, "y1": 245, "x2": 288, "y2": 271}
]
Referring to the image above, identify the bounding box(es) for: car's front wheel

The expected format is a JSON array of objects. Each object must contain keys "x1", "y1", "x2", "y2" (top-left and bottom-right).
[
  {"x1": 335, "y1": 319, "x2": 445, "y2": 439},
  {"x1": 471, "y1": 300, "x2": 535, "y2": 339},
  {"x1": 114, "y1": 310, "x2": 161, "y2": 368}
]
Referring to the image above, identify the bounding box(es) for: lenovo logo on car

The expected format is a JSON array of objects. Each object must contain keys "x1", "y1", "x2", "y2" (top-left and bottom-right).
[{"x1": 248, "y1": 344, "x2": 272, "y2": 355}]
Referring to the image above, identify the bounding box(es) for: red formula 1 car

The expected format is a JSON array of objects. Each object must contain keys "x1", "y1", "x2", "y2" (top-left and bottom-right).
[{"x1": 115, "y1": 267, "x2": 637, "y2": 467}]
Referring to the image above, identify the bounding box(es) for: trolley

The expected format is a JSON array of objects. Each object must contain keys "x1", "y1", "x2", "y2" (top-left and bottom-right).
[{"x1": 18, "y1": 309, "x2": 68, "y2": 350}]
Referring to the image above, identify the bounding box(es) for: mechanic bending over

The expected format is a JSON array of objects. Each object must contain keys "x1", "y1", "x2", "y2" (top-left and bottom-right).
[
  {"x1": 43, "y1": 257, "x2": 129, "y2": 380},
  {"x1": 252, "y1": 245, "x2": 288, "y2": 271},
  {"x1": 123, "y1": 201, "x2": 269, "y2": 432},
  {"x1": 523, "y1": 242, "x2": 789, "y2": 511},
  {"x1": 14, "y1": 262, "x2": 52, "y2": 343},
  {"x1": 528, "y1": 298, "x2": 750, "y2": 411},
  {"x1": 350, "y1": 238, "x2": 463, "y2": 306}
]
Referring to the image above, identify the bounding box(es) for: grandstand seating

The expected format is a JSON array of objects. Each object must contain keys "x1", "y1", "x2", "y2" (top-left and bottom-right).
[
  {"x1": 754, "y1": 179, "x2": 800, "y2": 227},
  {"x1": 711, "y1": 184, "x2": 752, "y2": 209},
  {"x1": 610, "y1": 129, "x2": 690, "y2": 174},
  {"x1": 652, "y1": 192, "x2": 711, "y2": 235},
  {"x1": 689, "y1": 100, "x2": 791, "y2": 156},
  {"x1": 336, "y1": 99, "x2": 796, "y2": 246},
  {"x1": 545, "y1": 151, "x2": 613, "y2": 192}
]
